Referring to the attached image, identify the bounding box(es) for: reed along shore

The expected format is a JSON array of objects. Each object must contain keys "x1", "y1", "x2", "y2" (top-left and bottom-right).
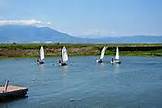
[{"x1": 0, "y1": 43, "x2": 162, "y2": 57}]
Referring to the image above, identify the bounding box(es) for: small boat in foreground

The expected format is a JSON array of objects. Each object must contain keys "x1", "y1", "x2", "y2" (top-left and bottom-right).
[
  {"x1": 0, "y1": 80, "x2": 28, "y2": 101},
  {"x1": 37, "y1": 46, "x2": 45, "y2": 64},
  {"x1": 111, "y1": 47, "x2": 121, "y2": 64},
  {"x1": 96, "y1": 46, "x2": 107, "y2": 63},
  {"x1": 59, "y1": 46, "x2": 68, "y2": 66}
]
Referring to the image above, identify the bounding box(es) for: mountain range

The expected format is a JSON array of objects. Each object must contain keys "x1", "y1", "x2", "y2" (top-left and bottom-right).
[{"x1": 0, "y1": 25, "x2": 162, "y2": 43}]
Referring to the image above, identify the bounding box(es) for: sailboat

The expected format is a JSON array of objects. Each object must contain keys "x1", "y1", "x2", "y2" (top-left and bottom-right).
[
  {"x1": 37, "y1": 46, "x2": 45, "y2": 64},
  {"x1": 59, "y1": 46, "x2": 68, "y2": 66},
  {"x1": 96, "y1": 46, "x2": 107, "y2": 63},
  {"x1": 111, "y1": 47, "x2": 121, "y2": 64}
]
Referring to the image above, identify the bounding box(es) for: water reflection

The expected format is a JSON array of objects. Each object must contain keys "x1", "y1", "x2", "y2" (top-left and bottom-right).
[
  {"x1": 0, "y1": 103, "x2": 9, "y2": 108},
  {"x1": 96, "y1": 62, "x2": 106, "y2": 72},
  {"x1": 59, "y1": 65, "x2": 69, "y2": 76},
  {"x1": 112, "y1": 64, "x2": 120, "y2": 73},
  {"x1": 37, "y1": 64, "x2": 45, "y2": 72},
  {"x1": 1, "y1": 56, "x2": 162, "y2": 108}
]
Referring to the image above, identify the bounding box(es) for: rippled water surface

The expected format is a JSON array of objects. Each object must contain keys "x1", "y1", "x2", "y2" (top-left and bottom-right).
[{"x1": 0, "y1": 56, "x2": 162, "y2": 108}]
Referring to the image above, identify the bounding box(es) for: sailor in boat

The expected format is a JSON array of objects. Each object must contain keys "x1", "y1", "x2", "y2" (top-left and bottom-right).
[
  {"x1": 59, "y1": 46, "x2": 68, "y2": 66},
  {"x1": 111, "y1": 47, "x2": 121, "y2": 64},
  {"x1": 37, "y1": 46, "x2": 45, "y2": 64},
  {"x1": 111, "y1": 58, "x2": 114, "y2": 63}
]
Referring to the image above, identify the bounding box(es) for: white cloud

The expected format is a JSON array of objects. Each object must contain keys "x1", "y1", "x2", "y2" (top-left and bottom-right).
[{"x1": 0, "y1": 19, "x2": 51, "y2": 26}]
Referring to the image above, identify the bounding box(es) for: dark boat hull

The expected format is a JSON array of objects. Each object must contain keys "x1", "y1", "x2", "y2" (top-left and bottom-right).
[
  {"x1": 37, "y1": 60, "x2": 44, "y2": 64},
  {"x1": 38, "y1": 61, "x2": 44, "y2": 64},
  {"x1": 61, "y1": 63, "x2": 67, "y2": 66},
  {"x1": 59, "y1": 62, "x2": 67, "y2": 66},
  {"x1": 0, "y1": 86, "x2": 28, "y2": 101},
  {"x1": 96, "y1": 59, "x2": 103, "y2": 63}
]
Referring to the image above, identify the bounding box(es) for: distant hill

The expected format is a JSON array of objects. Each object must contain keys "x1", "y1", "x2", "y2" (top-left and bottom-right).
[
  {"x1": 0, "y1": 25, "x2": 82, "y2": 43},
  {"x1": 0, "y1": 25, "x2": 162, "y2": 43}
]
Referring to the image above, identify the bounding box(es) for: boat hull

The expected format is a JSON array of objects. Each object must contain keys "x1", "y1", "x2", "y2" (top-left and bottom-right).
[
  {"x1": 60, "y1": 62, "x2": 67, "y2": 66},
  {"x1": 0, "y1": 86, "x2": 28, "y2": 101},
  {"x1": 38, "y1": 61, "x2": 44, "y2": 64},
  {"x1": 37, "y1": 60, "x2": 44, "y2": 64},
  {"x1": 111, "y1": 60, "x2": 121, "y2": 64},
  {"x1": 96, "y1": 59, "x2": 103, "y2": 63}
]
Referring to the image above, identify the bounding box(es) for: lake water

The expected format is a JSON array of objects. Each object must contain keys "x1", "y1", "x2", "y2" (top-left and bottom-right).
[{"x1": 0, "y1": 56, "x2": 162, "y2": 108}]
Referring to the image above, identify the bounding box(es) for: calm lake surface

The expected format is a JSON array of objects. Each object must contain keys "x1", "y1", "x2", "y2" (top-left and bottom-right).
[{"x1": 0, "y1": 56, "x2": 162, "y2": 108}]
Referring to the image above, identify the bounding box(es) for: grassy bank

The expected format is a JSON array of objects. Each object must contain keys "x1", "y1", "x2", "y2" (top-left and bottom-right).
[{"x1": 0, "y1": 43, "x2": 162, "y2": 57}]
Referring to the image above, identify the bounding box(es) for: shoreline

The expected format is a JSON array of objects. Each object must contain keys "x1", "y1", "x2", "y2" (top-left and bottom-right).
[{"x1": 0, "y1": 43, "x2": 162, "y2": 57}]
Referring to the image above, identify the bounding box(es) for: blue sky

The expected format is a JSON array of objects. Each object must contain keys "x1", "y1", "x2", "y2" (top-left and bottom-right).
[{"x1": 0, "y1": 0, "x2": 162, "y2": 37}]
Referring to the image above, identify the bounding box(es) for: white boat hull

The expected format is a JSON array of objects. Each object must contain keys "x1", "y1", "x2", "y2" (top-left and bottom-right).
[{"x1": 110, "y1": 60, "x2": 121, "y2": 64}]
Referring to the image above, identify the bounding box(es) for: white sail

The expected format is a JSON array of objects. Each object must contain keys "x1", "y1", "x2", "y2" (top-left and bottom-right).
[
  {"x1": 115, "y1": 47, "x2": 119, "y2": 60},
  {"x1": 40, "y1": 46, "x2": 45, "y2": 60},
  {"x1": 62, "y1": 46, "x2": 68, "y2": 62},
  {"x1": 100, "y1": 46, "x2": 107, "y2": 59}
]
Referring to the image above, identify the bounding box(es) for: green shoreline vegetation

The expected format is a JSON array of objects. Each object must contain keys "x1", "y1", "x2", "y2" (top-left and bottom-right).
[{"x1": 0, "y1": 43, "x2": 162, "y2": 57}]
